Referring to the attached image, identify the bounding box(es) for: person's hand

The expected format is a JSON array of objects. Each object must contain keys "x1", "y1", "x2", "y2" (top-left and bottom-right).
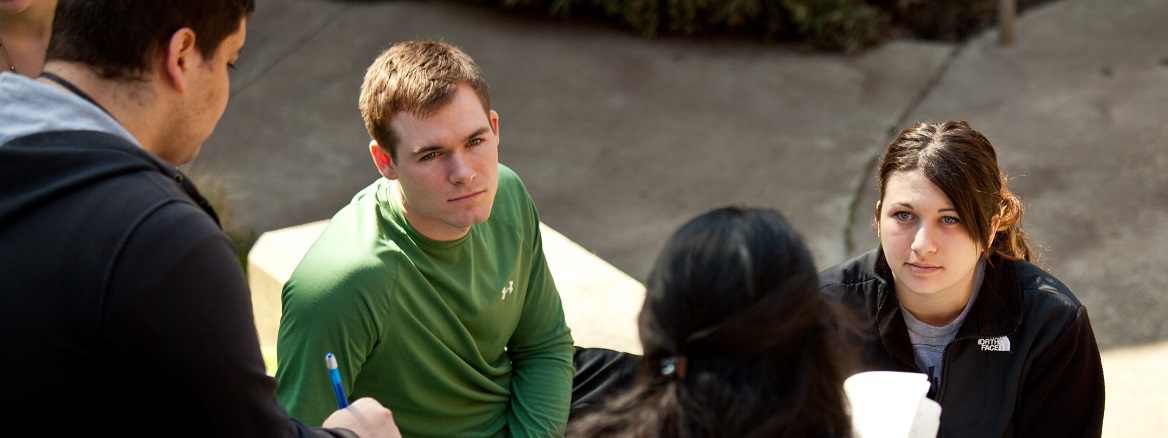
[{"x1": 322, "y1": 397, "x2": 401, "y2": 438}]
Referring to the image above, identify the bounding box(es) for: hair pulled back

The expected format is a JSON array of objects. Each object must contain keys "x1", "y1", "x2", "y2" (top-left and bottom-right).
[
  {"x1": 877, "y1": 121, "x2": 1035, "y2": 262},
  {"x1": 568, "y1": 207, "x2": 856, "y2": 437}
]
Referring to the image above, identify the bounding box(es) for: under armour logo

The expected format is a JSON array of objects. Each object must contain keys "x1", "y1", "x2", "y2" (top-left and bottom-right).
[
  {"x1": 501, "y1": 281, "x2": 514, "y2": 300},
  {"x1": 978, "y1": 336, "x2": 1011, "y2": 352}
]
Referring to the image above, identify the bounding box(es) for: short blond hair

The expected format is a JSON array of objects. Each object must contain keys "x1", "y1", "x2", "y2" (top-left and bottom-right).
[{"x1": 358, "y1": 39, "x2": 490, "y2": 158}]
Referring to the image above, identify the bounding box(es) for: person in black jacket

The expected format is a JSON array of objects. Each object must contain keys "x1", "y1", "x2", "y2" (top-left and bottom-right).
[
  {"x1": 819, "y1": 121, "x2": 1105, "y2": 437},
  {"x1": 569, "y1": 207, "x2": 859, "y2": 437},
  {"x1": 0, "y1": 1, "x2": 396, "y2": 436}
]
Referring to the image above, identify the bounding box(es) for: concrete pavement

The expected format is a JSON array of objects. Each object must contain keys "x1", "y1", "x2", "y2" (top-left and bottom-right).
[{"x1": 198, "y1": 0, "x2": 1168, "y2": 435}]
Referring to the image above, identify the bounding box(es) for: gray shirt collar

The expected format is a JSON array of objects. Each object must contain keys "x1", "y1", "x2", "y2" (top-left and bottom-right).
[{"x1": 0, "y1": 73, "x2": 137, "y2": 147}]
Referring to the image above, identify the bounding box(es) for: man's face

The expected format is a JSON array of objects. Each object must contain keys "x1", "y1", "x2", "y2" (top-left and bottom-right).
[
  {"x1": 176, "y1": 18, "x2": 247, "y2": 164},
  {"x1": 373, "y1": 84, "x2": 499, "y2": 241}
]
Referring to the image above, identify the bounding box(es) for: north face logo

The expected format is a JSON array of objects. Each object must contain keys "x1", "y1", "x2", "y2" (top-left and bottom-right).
[{"x1": 978, "y1": 336, "x2": 1011, "y2": 352}]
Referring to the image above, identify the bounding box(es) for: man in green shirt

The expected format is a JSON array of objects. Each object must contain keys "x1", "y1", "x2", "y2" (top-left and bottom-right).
[{"x1": 275, "y1": 39, "x2": 576, "y2": 437}]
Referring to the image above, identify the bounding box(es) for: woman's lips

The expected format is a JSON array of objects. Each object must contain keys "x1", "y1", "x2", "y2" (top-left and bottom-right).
[{"x1": 906, "y1": 262, "x2": 940, "y2": 275}]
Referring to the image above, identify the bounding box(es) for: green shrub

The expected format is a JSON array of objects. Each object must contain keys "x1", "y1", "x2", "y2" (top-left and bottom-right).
[
  {"x1": 468, "y1": 0, "x2": 888, "y2": 52},
  {"x1": 181, "y1": 165, "x2": 255, "y2": 272},
  {"x1": 779, "y1": 0, "x2": 887, "y2": 52},
  {"x1": 461, "y1": 0, "x2": 1059, "y2": 52}
]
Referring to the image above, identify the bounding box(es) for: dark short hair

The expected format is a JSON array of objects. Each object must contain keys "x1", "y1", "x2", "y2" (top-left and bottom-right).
[
  {"x1": 877, "y1": 121, "x2": 1034, "y2": 262},
  {"x1": 46, "y1": 0, "x2": 256, "y2": 81},
  {"x1": 359, "y1": 39, "x2": 490, "y2": 159}
]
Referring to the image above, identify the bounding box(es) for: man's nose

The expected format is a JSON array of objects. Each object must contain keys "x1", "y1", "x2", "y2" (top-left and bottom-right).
[{"x1": 449, "y1": 151, "x2": 476, "y2": 185}]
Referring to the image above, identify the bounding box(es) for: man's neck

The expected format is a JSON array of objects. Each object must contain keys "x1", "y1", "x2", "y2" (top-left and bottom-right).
[
  {"x1": 39, "y1": 61, "x2": 169, "y2": 162},
  {"x1": 390, "y1": 181, "x2": 472, "y2": 242}
]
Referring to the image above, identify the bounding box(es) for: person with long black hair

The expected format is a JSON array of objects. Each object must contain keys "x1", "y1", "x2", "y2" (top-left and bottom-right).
[{"x1": 569, "y1": 207, "x2": 858, "y2": 437}]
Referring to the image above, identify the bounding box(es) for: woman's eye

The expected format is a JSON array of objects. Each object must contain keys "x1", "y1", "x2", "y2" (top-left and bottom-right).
[
  {"x1": 894, "y1": 212, "x2": 913, "y2": 221},
  {"x1": 942, "y1": 216, "x2": 960, "y2": 224}
]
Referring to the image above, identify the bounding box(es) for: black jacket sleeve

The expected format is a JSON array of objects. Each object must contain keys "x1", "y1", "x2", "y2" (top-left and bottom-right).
[
  {"x1": 1017, "y1": 305, "x2": 1105, "y2": 437},
  {"x1": 104, "y1": 201, "x2": 355, "y2": 437}
]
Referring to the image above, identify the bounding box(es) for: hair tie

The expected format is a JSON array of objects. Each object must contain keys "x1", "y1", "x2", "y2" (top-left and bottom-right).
[{"x1": 660, "y1": 356, "x2": 688, "y2": 380}]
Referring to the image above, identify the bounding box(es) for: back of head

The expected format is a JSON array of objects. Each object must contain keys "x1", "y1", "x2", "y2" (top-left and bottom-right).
[
  {"x1": 640, "y1": 207, "x2": 821, "y2": 367},
  {"x1": 46, "y1": 0, "x2": 255, "y2": 81},
  {"x1": 359, "y1": 39, "x2": 491, "y2": 159},
  {"x1": 877, "y1": 121, "x2": 1034, "y2": 262},
  {"x1": 568, "y1": 207, "x2": 854, "y2": 437}
]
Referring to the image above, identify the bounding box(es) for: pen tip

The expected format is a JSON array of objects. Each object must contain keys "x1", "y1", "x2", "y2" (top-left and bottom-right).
[{"x1": 326, "y1": 352, "x2": 338, "y2": 369}]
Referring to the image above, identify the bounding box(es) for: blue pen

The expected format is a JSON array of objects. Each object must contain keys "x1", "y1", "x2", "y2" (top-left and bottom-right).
[{"x1": 325, "y1": 352, "x2": 349, "y2": 408}]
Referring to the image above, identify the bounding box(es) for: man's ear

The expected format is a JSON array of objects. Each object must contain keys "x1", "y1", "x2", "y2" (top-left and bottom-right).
[
  {"x1": 369, "y1": 140, "x2": 397, "y2": 180},
  {"x1": 489, "y1": 110, "x2": 500, "y2": 138},
  {"x1": 162, "y1": 28, "x2": 198, "y2": 92}
]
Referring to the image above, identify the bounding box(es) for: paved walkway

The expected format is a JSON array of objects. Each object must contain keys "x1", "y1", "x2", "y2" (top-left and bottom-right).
[{"x1": 202, "y1": 0, "x2": 1168, "y2": 435}]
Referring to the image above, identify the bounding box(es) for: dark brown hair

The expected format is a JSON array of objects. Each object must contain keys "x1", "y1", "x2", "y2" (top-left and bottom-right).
[
  {"x1": 877, "y1": 121, "x2": 1035, "y2": 262},
  {"x1": 358, "y1": 39, "x2": 490, "y2": 159},
  {"x1": 567, "y1": 207, "x2": 857, "y2": 438},
  {"x1": 46, "y1": 0, "x2": 255, "y2": 81}
]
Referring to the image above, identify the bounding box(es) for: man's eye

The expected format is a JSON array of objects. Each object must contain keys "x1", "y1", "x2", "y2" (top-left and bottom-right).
[
  {"x1": 420, "y1": 152, "x2": 440, "y2": 161},
  {"x1": 468, "y1": 138, "x2": 483, "y2": 146}
]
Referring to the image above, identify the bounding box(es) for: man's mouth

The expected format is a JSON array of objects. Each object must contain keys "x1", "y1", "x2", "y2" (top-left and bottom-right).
[{"x1": 449, "y1": 190, "x2": 485, "y2": 203}]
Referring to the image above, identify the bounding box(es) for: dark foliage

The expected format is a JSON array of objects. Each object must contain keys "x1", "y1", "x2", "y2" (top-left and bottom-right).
[{"x1": 458, "y1": 0, "x2": 1059, "y2": 52}]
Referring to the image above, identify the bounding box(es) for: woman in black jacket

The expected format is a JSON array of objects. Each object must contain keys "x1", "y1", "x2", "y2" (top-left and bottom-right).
[{"x1": 819, "y1": 121, "x2": 1105, "y2": 437}]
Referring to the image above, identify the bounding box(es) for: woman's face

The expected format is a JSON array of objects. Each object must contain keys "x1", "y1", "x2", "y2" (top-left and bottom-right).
[
  {"x1": 0, "y1": 0, "x2": 37, "y2": 15},
  {"x1": 878, "y1": 170, "x2": 985, "y2": 302}
]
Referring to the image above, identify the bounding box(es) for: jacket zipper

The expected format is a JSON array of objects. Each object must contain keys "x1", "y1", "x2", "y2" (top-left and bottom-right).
[
  {"x1": 874, "y1": 287, "x2": 921, "y2": 373},
  {"x1": 934, "y1": 334, "x2": 981, "y2": 404}
]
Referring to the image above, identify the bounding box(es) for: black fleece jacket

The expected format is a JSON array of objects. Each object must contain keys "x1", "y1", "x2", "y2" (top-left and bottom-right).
[
  {"x1": 819, "y1": 250, "x2": 1104, "y2": 438},
  {"x1": 0, "y1": 131, "x2": 353, "y2": 437}
]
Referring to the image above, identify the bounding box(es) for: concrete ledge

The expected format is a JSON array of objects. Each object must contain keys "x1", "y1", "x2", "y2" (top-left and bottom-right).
[
  {"x1": 1101, "y1": 341, "x2": 1168, "y2": 437},
  {"x1": 247, "y1": 220, "x2": 331, "y2": 364},
  {"x1": 539, "y1": 223, "x2": 645, "y2": 354},
  {"x1": 247, "y1": 220, "x2": 645, "y2": 369}
]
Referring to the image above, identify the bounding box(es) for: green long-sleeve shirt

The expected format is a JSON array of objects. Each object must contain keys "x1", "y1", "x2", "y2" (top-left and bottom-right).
[{"x1": 276, "y1": 165, "x2": 574, "y2": 437}]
